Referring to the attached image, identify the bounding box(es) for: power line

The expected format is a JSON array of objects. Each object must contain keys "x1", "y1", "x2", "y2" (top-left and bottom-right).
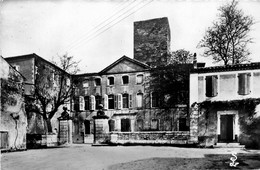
[
  {"x1": 68, "y1": 0, "x2": 153, "y2": 52},
  {"x1": 65, "y1": 0, "x2": 136, "y2": 51}
]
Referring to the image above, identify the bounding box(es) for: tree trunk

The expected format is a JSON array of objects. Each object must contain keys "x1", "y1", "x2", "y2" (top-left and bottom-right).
[{"x1": 46, "y1": 118, "x2": 53, "y2": 133}]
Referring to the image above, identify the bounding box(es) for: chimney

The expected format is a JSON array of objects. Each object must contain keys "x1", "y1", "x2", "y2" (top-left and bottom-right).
[{"x1": 193, "y1": 53, "x2": 197, "y2": 69}]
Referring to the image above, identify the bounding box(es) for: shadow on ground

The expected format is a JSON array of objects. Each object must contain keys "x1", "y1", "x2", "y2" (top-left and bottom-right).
[{"x1": 108, "y1": 153, "x2": 260, "y2": 170}]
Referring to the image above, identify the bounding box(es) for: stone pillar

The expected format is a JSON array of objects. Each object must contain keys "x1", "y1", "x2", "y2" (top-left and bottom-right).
[
  {"x1": 189, "y1": 106, "x2": 199, "y2": 143},
  {"x1": 93, "y1": 115, "x2": 109, "y2": 144},
  {"x1": 59, "y1": 120, "x2": 73, "y2": 144}
]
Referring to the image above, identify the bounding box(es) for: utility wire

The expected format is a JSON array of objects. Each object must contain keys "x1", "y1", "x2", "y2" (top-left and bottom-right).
[
  {"x1": 68, "y1": 0, "x2": 153, "y2": 52},
  {"x1": 65, "y1": 0, "x2": 136, "y2": 51}
]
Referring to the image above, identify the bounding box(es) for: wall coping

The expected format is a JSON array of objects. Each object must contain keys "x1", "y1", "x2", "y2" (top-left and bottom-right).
[{"x1": 110, "y1": 131, "x2": 190, "y2": 134}]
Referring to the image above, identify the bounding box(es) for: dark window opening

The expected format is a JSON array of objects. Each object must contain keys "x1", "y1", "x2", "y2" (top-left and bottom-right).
[
  {"x1": 95, "y1": 78, "x2": 101, "y2": 86},
  {"x1": 179, "y1": 118, "x2": 189, "y2": 131},
  {"x1": 121, "y1": 118, "x2": 131, "y2": 132},
  {"x1": 123, "y1": 93, "x2": 129, "y2": 108},
  {"x1": 151, "y1": 92, "x2": 159, "y2": 108},
  {"x1": 206, "y1": 75, "x2": 218, "y2": 97},
  {"x1": 122, "y1": 75, "x2": 129, "y2": 84},
  {"x1": 74, "y1": 97, "x2": 80, "y2": 111},
  {"x1": 108, "y1": 95, "x2": 115, "y2": 109},
  {"x1": 84, "y1": 120, "x2": 91, "y2": 134},
  {"x1": 95, "y1": 95, "x2": 102, "y2": 109},
  {"x1": 108, "y1": 77, "x2": 114, "y2": 85},
  {"x1": 84, "y1": 96, "x2": 90, "y2": 110}
]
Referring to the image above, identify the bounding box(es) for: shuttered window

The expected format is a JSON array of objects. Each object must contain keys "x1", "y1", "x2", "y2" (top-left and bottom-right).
[
  {"x1": 136, "y1": 93, "x2": 143, "y2": 108},
  {"x1": 238, "y1": 73, "x2": 251, "y2": 95},
  {"x1": 121, "y1": 118, "x2": 131, "y2": 132},
  {"x1": 90, "y1": 95, "x2": 96, "y2": 110},
  {"x1": 117, "y1": 94, "x2": 122, "y2": 109},
  {"x1": 151, "y1": 92, "x2": 159, "y2": 108},
  {"x1": 123, "y1": 94, "x2": 129, "y2": 108},
  {"x1": 79, "y1": 96, "x2": 85, "y2": 111},
  {"x1": 108, "y1": 94, "x2": 115, "y2": 109},
  {"x1": 206, "y1": 75, "x2": 218, "y2": 97},
  {"x1": 95, "y1": 95, "x2": 102, "y2": 109},
  {"x1": 129, "y1": 94, "x2": 133, "y2": 108}
]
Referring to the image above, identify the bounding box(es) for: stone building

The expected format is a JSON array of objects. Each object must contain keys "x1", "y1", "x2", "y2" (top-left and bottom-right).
[
  {"x1": 190, "y1": 63, "x2": 260, "y2": 148},
  {"x1": 5, "y1": 54, "x2": 70, "y2": 145},
  {"x1": 134, "y1": 17, "x2": 171, "y2": 67},
  {"x1": 72, "y1": 55, "x2": 194, "y2": 144},
  {"x1": 1, "y1": 56, "x2": 27, "y2": 151}
]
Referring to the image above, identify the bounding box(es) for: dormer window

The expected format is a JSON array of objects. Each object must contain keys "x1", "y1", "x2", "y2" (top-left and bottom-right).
[
  {"x1": 108, "y1": 77, "x2": 114, "y2": 85},
  {"x1": 122, "y1": 75, "x2": 129, "y2": 85},
  {"x1": 95, "y1": 78, "x2": 101, "y2": 86}
]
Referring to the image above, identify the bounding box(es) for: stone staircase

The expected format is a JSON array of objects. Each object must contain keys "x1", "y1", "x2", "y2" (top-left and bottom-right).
[{"x1": 214, "y1": 142, "x2": 245, "y2": 148}]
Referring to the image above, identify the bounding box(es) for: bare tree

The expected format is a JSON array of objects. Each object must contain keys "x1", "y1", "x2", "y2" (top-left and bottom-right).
[
  {"x1": 198, "y1": 0, "x2": 254, "y2": 65},
  {"x1": 26, "y1": 54, "x2": 80, "y2": 133}
]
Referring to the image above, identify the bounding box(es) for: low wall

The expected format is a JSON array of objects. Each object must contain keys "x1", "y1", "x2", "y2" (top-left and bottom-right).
[{"x1": 110, "y1": 131, "x2": 193, "y2": 145}]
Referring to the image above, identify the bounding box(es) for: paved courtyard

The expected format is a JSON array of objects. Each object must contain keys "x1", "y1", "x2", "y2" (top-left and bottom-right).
[{"x1": 1, "y1": 144, "x2": 260, "y2": 170}]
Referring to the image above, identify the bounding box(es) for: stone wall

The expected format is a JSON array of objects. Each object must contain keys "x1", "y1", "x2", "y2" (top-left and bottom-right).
[
  {"x1": 134, "y1": 17, "x2": 171, "y2": 66},
  {"x1": 110, "y1": 131, "x2": 191, "y2": 145}
]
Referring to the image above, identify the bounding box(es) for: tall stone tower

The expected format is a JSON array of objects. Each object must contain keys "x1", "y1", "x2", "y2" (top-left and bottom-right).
[{"x1": 134, "y1": 17, "x2": 171, "y2": 67}]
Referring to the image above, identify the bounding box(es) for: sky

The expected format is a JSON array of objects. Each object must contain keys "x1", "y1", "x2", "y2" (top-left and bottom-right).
[{"x1": 1, "y1": 0, "x2": 260, "y2": 73}]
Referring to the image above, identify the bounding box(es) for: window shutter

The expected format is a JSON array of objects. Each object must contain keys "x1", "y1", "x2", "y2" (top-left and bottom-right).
[
  {"x1": 114, "y1": 95, "x2": 118, "y2": 109},
  {"x1": 109, "y1": 119, "x2": 115, "y2": 132},
  {"x1": 212, "y1": 75, "x2": 218, "y2": 97},
  {"x1": 206, "y1": 76, "x2": 218, "y2": 97},
  {"x1": 238, "y1": 73, "x2": 251, "y2": 95},
  {"x1": 79, "y1": 96, "x2": 85, "y2": 111},
  {"x1": 129, "y1": 94, "x2": 133, "y2": 108},
  {"x1": 104, "y1": 94, "x2": 108, "y2": 110},
  {"x1": 90, "y1": 95, "x2": 96, "y2": 110},
  {"x1": 117, "y1": 94, "x2": 122, "y2": 110}
]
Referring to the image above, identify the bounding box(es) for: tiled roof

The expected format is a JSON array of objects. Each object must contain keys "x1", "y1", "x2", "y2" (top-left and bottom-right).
[{"x1": 192, "y1": 62, "x2": 260, "y2": 73}]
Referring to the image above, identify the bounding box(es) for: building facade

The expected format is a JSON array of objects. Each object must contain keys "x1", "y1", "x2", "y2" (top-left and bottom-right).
[
  {"x1": 5, "y1": 54, "x2": 70, "y2": 136},
  {"x1": 1, "y1": 56, "x2": 27, "y2": 151},
  {"x1": 190, "y1": 63, "x2": 260, "y2": 148}
]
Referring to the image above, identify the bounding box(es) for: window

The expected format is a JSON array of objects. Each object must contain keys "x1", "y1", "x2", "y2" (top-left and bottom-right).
[
  {"x1": 84, "y1": 96, "x2": 90, "y2": 110},
  {"x1": 90, "y1": 95, "x2": 96, "y2": 110},
  {"x1": 136, "y1": 74, "x2": 143, "y2": 84},
  {"x1": 95, "y1": 95, "x2": 102, "y2": 109},
  {"x1": 108, "y1": 77, "x2": 114, "y2": 85},
  {"x1": 74, "y1": 87, "x2": 79, "y2": 96},
  {"x1": 137, "y1": 119, "x2": 143, "y2": 131},
  {"x1": 206, "y1": 75, "x2": 218, "y2": 97},
  {"x1": 109, "y1": 119, "x2": 115, "y2": 132},
  {"x1": 123, "y1": 93, "x2": 129, "y2": 108},
  {"x1": 151, "y1": 119, "x2": 159, "y2": 130},
  {"x1": 151, "y1": 92, "x2": 159, "y2": 108},
  {"x1": 136, "y1": 93, "x2": 143, "y2": 108},
  {"x1": 238, "y1": 73, "x2": 251, "y2": 95},
  {"x1": 95, "y1": 78, "x2": 101, "y2": 86},
  {"x1": 122, "y1": 75, "x2": 129, "y2": 85},
  {"x1": 108, "y1": 94, "x2": 115, "y2": 109},
  {"x1": 121, "y1": 118, "x2": 131, "y2": 132},
  {"x1": 179, "y1": 118, "x2": 189, "y2": 131},
  {"x1": 74, "y1": 97, "x2": 79, "y2": 111},
  {"x1": 79, "y1": 96, "x2": 85, "y2": 111},
  {"x1": 83, "y1": 80, "x2": 89, "y2": 88}
]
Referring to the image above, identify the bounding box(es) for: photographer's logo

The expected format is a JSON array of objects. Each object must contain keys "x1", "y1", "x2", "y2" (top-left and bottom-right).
[{"x1": 229, "y1": 152, "x2": 239, "y2": 167}]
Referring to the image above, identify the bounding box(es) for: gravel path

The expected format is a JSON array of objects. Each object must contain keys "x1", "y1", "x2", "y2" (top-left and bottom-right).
[{"x1": 1, "y1": 144, "x2": 259, "y2": 170}]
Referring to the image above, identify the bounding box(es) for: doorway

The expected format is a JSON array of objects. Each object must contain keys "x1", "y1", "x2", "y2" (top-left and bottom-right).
[{"x1": 220, "y1": 115, "x2": 233, "y2": 142}]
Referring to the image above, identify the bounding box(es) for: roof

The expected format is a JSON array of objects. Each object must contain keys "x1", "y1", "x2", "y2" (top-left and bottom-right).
[
  {"x1": 100, "y1": 55, "x2": 150, "y2": 74},
  {"x1": 5, "y1": 53, "x2": 69, "y2": 74},
  {"x1": 192, "y1": 62, "x2": 260, "y2": 73},
  {"x1": 1, "y1": 56, "x2": 26, "y2": 80}
]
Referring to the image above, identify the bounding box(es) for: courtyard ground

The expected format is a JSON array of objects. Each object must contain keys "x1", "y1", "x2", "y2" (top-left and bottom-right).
[{"x1": 1, "y1": 144, "x2": 260, "y2": 170}]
